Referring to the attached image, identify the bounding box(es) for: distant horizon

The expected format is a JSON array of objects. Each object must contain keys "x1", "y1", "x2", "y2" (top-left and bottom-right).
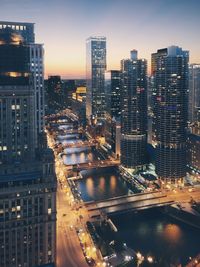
[{"x1": 1, "y1": 0, "x2": 200, "y2": 78}]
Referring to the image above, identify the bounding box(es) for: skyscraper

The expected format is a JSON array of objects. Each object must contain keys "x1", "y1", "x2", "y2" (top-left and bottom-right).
[
  {"x1": 120, "y1": 50, "x2": 148, "y2": 169},
  {"x1": 0, "y1": 21, "x2": 45, "y2": 143},
  {"x1": 0, "y1": 28, "x2": 36, "y2": 163},
  {"x1": 46, "y1": 75, "x2": 63, "y2": 113},
  {"x1": 0, "y1": 24, "x2": 56, "y2": 267},
  {"x1": 152, "y1": 46, "x2": 189, "y2": 182},
  {"x1": 0, "y1": 21, "x2": 35, "y2": 43},
  {"x1": 105, "y1": 70, "x2": 121, "y2": 119},
  {"x1": 86, "y1": 36, "x2": 106, "y2": 121},
  {"x1": 189, "y1": 64, "x2": 200, "y2": 123},
  {"x1": 30, "y1": 43, "x2": 45, "y2": 138}
]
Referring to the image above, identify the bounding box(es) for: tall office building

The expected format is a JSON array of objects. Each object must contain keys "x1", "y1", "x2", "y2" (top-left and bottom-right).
[
  {"x1": 187, "y1": 126, "x2": 200, "y2": 173},
  {"x1": 46, "y1": 76, "x2": 63, "y2": 113},
  {"x1": 120, "y1": 50, "x2": 148, "y2": 168},
  {"x1": 189, "y1": 64, "x2": 200, "y2": 123},
  {"x1": 86, "y1": 36, "x2": 106, "y2": 121},
  {"x1": 152, "y1": 46, "x2": 189, "y2": 182},
  {"x1": 0, "y1": 21, "x2": 45, "y2": 143},
  {"x1": 0, "y1": 28, "x2": 36, "y2": 163},
  {"x1": 30, "y1": 44, "x2": 45, "y2": 138},
  {"x1": 0, "y1": 25, "x2": 56, "y2": 267},
  {"x1": 0, "y1": 21, "x2": 35, "y2": 43},
  {"x1": 105, "y1": 70, "x2": 121, "y2": 119}
]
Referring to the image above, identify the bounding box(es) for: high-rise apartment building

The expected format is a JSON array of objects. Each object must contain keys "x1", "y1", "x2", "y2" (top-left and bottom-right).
[
  {"x1": 120, "y1": 50, "x2": 148, "y2": 169},
  {"x1": 0, "y1": 24, "x2": 56, "y2": 267},
  {"x1": 189, "y1": 64, "x2": 200, "y2": 123},
  {"x1": 152, "y1": 46, "x2": 189, "y2": 182},
  {"x1": 86, "y1": 36, "x2": 106, "y2": 121}
]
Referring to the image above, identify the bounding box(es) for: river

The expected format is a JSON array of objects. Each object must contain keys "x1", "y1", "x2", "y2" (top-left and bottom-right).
[{"x1": 58, "y1": 124, "x2": 200, "y2": 266}]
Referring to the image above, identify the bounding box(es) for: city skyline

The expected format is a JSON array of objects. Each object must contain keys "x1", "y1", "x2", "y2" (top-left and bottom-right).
[{"x1": 0, "y1": 0, "x2": 200, "y2": 78}]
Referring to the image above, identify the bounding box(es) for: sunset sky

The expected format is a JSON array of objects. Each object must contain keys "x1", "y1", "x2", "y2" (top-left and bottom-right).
[{"x1": 1, "y1": 0, "x2": 200, "y2": 78}]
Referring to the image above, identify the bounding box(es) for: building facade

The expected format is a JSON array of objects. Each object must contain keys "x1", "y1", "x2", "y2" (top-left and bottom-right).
[
  {"x1": 46, "y1": 76, "x2": 63, "y2": 113},
  {"x1": 120, "y1": 50, "x2": 148, "y2": 169},
  {"x1": 105, "y1": 70, "x2": 121, "y2": 119},
  {"x1": 152, "y1": 46, "x2": 189, "y2": 182},
  {"x1": 189, "y1": 64, "x2": 200, "y2": 123},
  {"x1": 30, "y1": 44, "x2": 45, "y2": 138},
  {"x1": 0, "y1": 24, "x2": 56, "y2": 267},
  {"x1": 0, "y1": 152, "x2": 56, "y2": 267},
  {"x1": 0, "y1": 21, "x2": 35, "y2": 43},
  {"x1": 0, "y1": 21, "x2": 45, "y2": 145},
  {"x1": 86, "y1": 36, "x2": 106, "y2": 121}
]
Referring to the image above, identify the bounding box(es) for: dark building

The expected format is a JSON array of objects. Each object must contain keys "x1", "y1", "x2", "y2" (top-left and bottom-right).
[
  {"x1": 152, "y1": 46, "x2": 189, "y2": 182},
  {"x1": 0, "y1": 21, "x2": 45, "y2": 142},
  {"x1": 71, "y1": 86, "x2": 87, "y2": 127},
  {"x1": 187, "y1": 133, "x2": 200, "y2": 173},
  {"x1": 62, "y1": 79, "x2": 76, "y2": 108},
  {"x1": 120, "y1": 50, "x2": 148, "y2": 169},
  {"x1": 187, "y1": 124, "x2": 200, "y2": 173},
  {"x1": 0, "y1": 24, "x2": 56, "y2": 267},
  {"x1": 0, "y1": 28, "x2": 35, "y2": 163},
  {"x1": 0, "y1": 21, "x2": 35, "y2": 43},
  {"x1": 105, "y1": 70, "x2": 121, "y2": 119},
  {"x1": 189, "y1": 64, "x2": 200, "y2": 123},
  {"x1": 46, "y1": 75, "x2": 63, "y2": 113},
  {"x1": 104, "y1": 70, "x2": 121, "y2": 157}
]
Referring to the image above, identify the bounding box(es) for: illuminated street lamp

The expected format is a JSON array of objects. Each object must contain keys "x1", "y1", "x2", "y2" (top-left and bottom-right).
[{"x1": 147, "y1": 256, "x2": 154, "y2": 263}]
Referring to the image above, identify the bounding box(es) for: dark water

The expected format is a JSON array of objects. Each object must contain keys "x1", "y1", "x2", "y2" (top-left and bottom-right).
[
  {"x1": 76, "y1": 167, "x2": 132, "y2": 202},
  {"x1": 111, "y1": 209, "x2": 200, "y2": 266},
  {"x1": 62, "y1": 147, "x2": 99, "y2": 165}
]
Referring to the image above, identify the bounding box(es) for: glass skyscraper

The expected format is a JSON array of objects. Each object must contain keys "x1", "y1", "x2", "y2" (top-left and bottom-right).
[
  {"x1": 152, "y1": 46, "x2": 189, "y2": 182},
  {"x1": 120, "y1": 50, "x2": 148, "y2": 169},
  {"x1": 86, "y1": 36, "x2": 106, "y2": 121}
]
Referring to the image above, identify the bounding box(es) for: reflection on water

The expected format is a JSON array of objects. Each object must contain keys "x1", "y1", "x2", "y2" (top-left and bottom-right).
[
  {"x1": 112, "y1": 210, "x2": 200, "y2": 266},
  {"x1": 62, "y1": 147, "x2": 98, "y2": 165},
  {"x1": 76, "y1": 167, "x2": 131, "y2": 202},
  {"x1": 58, "y1": 124, "x2": 73, "y2": 130},
  {"x1": 86, "y1": 177, "x2": 94, "y2": 197},
  {"x1": 163, "y1": 223, "x2": 182, "y2": 244},
  {"x1": 99, "y1": 177, "x2": 105, "y2": 191},
  {"x1": 110, "y1": 175, "x2": 117, "y2": 193}
]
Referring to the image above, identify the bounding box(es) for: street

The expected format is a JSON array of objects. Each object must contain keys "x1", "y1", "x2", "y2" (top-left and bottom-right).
[{"x1": 56, "y1": 180, "x2": 89, "y2": 267}]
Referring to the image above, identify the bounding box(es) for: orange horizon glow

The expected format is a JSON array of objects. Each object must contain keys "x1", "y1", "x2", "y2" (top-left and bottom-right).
[{"x1": 1, "y1": 0, "x2": 199, "y2": 79}]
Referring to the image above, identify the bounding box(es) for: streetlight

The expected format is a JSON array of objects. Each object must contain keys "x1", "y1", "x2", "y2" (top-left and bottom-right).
[{"x1": 147, "y1": 256, "x2": 154, "y2": 263}]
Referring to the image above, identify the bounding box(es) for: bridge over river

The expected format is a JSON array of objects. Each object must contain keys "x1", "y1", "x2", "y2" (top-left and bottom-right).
[
  {"x1": 85, "y1": 188, "x2": 200, "y2": 217},
  {"x1": 65, "y1": 159, "x2": 120, "y2": 171}
]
